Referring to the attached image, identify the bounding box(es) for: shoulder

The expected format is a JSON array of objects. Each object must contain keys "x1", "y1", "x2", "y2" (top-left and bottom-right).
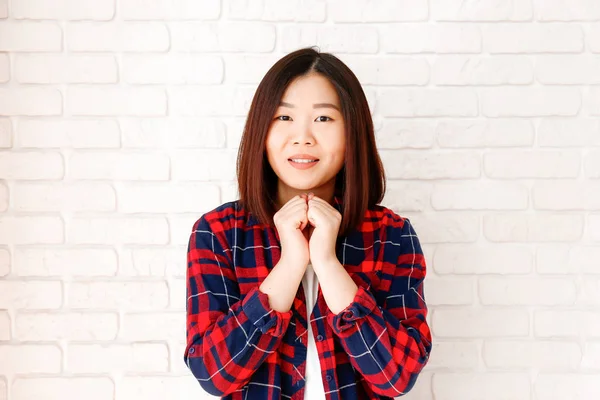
[
  {"x1": 363, "y1": 204, "x2": 413, "y2": 233},
  {"x1": 191, "y1": 200, "x2": 251, "y2": 235}
]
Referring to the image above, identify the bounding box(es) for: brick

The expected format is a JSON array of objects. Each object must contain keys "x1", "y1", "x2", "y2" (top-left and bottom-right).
[
  {"x1": 169, "y1": 214, "x2": 206, "y2": 245},
  {"x1": 169, "y1": 278, "x2": 185, "y2": 310},
  {"x1": 582, "y1": 342, "x2": 600, "y2": 370},
  {"x1": 432, "y1": 182, "x2": 528, "y2": 210},
  {"x1": 437, "y1": 119, "x2": 534, "y2": 148},
  {"x1": 0, "y1": 345, "x2": 61, "y2": 374},
  {"x1": 68, "y1": 343, "x2": 168, "y2": 373},
  {"x1": 229, "y1": 0, "x2": 326, "y2": 21},
  {"x1": 281, "y1": 25, "x2": 378, "y2": 54},
  {"x1": 342, "y1": 56, "x2": 429, "y2": 86},
  {"x1": 484, "y1": 23, "x2": 583, "y2": 53},
  {"x1": 425, "y1": 278, "x2": 474, "y2": 305},
  {"x1": 0, "y1": 248, "x2": 8, "y2": 277},
  {"x1": 0, "y1": 88, "x2": 62, "y2": 116},
  {"x1": 171, "y1": 150, "x2": 237, "y2": 181},
  {"x1": 0, "y1": 118, "x2": 11, "y2": 148},
  {"x1": 15, "y1": 54, "x2": 117, "y2": 83},
  {"x1": 121, "y1": 0, "x2": 220, "y2": 20},
  {"x1": 12, "y1": 378, "x2": 114, "y2": 400},
  {"x1": 0, "y1": 0, "x2": 6, "y2": 18},
  {"x1": 379, "y1": 89, "x2": 478, "y2": 117},
  {"x1": 120, "y1": 117, "x2": 226, "y2": 148},
  {"x1": 535, "y1": 375, "x2": 600, "y2": 399},
  {"x1": 171, "y1": 23, "x2": 275, "y2": 52},
  {"x1": 433, "y1": 373, "x2": 530, "y2": 400},
  {"x1": 380, "y1": 151, "x2": 480, "y2": 179},
  {"x1": 0, "y1": 281, "x2": 62, "y2": 309},
  {"x1": 12, "y1": 0, "x2": 114, "y2": 20},
  {"x1": 0, "y1": 53, "x2": 8, "y2": 82},
  {"x1": 538, "y1": 118, "x2": 600, "y2": 147},
  {"x1": 0, "y1": 216, "x2": 64, "y2": 245},
  {"x1": 591, "y1": 24, "x2": 600, "y2": 53},
  {"x1": 121, "y1": 312, "x2": 183, "y2": 341},
  {"x1": 0, "y1": 311, "x2": 9, "y2": 340},
  {"x1": 68, "y1": 87, "x2": 166, "y2": 116},
  {"x1": 406, "y1": 214, "x2": 479, "y2": 244},
  {"x1": 592, "y1": 87, "x2": 600, "y2": 115},
  {"x1": 376, "y1": 120, "x2": 435, "y2": 149},
  {"x1": 119, "y1": 247, "x2": 186, "y2": 277},
  {"x1": 482, "y1": 87, "x2": 581, "y2": 117},
  {"x1": 432, "y1": 0, "x2": 532, "y2": 20},
  {"x1": 120, "y1": 377, "x2": 199, "y2": 399},
  {"x1": 68, "y1": 217, "x2": 169, "y2": 245},
  {"x1": 427, "y1": 342, "x2": 479, "y2": 369},
  {"x1": 69, "y1": 282, "x2": 168, "y2": 310},
  {"x1": 535, "y1": 0, "x2": 600, "y2": 21},
  {"x1": 483, "y1": 213, "x2": 583, "y2": 242},
  {"x1": 536, "y1": 55, "x2": 600, "y2": 84},
  {"x1": 14, "y1": 248, "x2": 117, "y2": 277},
  {"x1": 590, "y1": 214, "x2": 600, "y2": 242},
  {"x1": 382, "y1": 24, "x2": 481, "y2": 53},
  {"x1": 533, "y1": 181, "x2": 600, "y2": 210},
  {"x1": 15, "y1": 312, "x2": 118, "y2": 340},
  {"x1": 13, "y1": 182, "x2": 116, "y2": 212},
  {"x1": 18, "y1": 119, "x2": 119, "y2": 148},
  {"x1": 484, "y1": 151, "x2": 580, "y2": 178},
  {"x1": 479, "y1": 278, "x2": 577, "y2": 305},
  {"x1": 586, "y1": 150, "x2": 600, "y2": 178},
  {"x1": 536, "y1": 310, "x2": 600, "y2": 337},
  {"x1": 434, "y1": 245, "x2": 533, "y2": 274},
  {"x1": 122, "y1": 54, "x2": 223, "y2": 84},
  {"x1": 484, "y1": 340, "x2": 581, "y2": 370},
  {"x1": 537, "y1": 245, "x2": 600, "y2": 274},
  {"x1": 118, "y1": 183, "x2": 220, "y2": 213},
  {"x1": 434, "y1": 309, "x2": 529, "y2": 337},
  {"x1": 579, "y1": 279, "x2": 600, "y2": 307},
  {"x1": 432, "y1": 56, "x2": 533, "y2": 85},
  {"x1": 68, "y1": 152, "x2": 169, "y2": 180},
  {"x1": 67, "y1": 22, "x2": 169, "y2": 52},
  {"x1": 169, "y1": 86, "x2": 252, "y2": 117},
  {"x1": 328, "y1": 0, "x2": 427, "y2": 22},
  {"x1": 382, "y1": 182, "x2": 432, "y2": 213},
  {"x1": 223, "y1": 54, "x2": 280, "y2": 84},
  {"x1": 0, "y1": 182, "x2": 6, "y2": 212},
  {"x1": 0, "y1": 22, "x2": 62, "y2": 52}
]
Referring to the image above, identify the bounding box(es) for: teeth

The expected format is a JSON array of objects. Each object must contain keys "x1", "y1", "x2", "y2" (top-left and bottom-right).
[{"x1": 290, "y1": 159, "x2": 317, "y2": 164}]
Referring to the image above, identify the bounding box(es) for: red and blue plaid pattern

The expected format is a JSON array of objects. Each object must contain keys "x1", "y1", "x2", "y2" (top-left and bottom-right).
[{"x1": 184, "y1": 195, "x2": 432, "y2": 399}]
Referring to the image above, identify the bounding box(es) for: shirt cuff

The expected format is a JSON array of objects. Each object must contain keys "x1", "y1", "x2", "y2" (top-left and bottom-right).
[
  {"x1": 327, "y1": 286, "x2": 378, "y2": 335},
  {"x1": 242, "y1": 286, "x2": 293, "y2": 336}
]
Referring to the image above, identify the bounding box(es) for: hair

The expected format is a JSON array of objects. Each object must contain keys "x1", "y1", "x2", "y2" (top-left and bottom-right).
[{"x1": 236, "y1": 46, "x2": 386, "y2": 237}]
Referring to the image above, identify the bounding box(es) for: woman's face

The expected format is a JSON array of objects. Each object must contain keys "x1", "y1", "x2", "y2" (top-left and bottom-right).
[{"x1": 265, "y1": 73, "x2": 346, "y2": 204}]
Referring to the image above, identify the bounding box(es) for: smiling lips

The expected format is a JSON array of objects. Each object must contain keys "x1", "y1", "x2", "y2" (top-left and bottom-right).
[{"x1": 288, "y1": 154, "x2": 319, "y2": 170}]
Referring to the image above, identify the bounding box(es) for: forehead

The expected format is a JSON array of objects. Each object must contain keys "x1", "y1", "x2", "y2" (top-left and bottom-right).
[{"x1": 279, "y1": 73, "x2": 340, "y2": 106}]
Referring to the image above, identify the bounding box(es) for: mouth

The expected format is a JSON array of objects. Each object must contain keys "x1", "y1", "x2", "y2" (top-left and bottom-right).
[{"x1": 288, "y1": 158, "x2": 319, "y2": 170}]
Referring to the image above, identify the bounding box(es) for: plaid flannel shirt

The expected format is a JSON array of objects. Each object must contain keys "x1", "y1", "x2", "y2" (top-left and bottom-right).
[{"x1": 184, "y1": 195, "x2": 432, "y2": 399}]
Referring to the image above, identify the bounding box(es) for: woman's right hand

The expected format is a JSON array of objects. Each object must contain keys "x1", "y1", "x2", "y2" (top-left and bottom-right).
[{"x1": 273, "y1": 194, "x2": 311, "y2": 269}]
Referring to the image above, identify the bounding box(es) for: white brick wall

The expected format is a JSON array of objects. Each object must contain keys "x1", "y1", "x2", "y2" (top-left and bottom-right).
[{"x1": 0, "y1": 1, "x2": 599, "y2": 399}]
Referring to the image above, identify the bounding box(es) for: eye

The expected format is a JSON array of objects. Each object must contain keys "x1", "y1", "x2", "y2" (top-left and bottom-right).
[
  {"x1": 275, "y1": 115, "x2": 291, "y2": 121},
  {"x1": 316, "y1": 116, "x2": 332, "y2": 122}
]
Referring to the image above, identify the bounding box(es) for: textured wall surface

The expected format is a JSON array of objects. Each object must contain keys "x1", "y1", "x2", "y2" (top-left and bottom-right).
[{"x1": 1, "y1": 0, "x2": 600, "y2": 399}]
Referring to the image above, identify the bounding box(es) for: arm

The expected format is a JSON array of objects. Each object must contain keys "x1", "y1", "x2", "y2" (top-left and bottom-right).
[
  {"x1": 324, "y1": 217, "x2": 432, "y2": 397},
  {"x1": 184, "y1": 215, "x2": 293, "y2": 397}
]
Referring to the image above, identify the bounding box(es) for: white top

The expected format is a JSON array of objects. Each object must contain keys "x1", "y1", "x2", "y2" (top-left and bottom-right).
[{"x1": 301, "y1": 263, "x2": 326, "y2": 399}]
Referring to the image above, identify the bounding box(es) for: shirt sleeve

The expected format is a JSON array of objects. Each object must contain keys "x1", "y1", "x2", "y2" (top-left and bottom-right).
[
  {"x1": 325, "y1": 217, "x2": 432, "y2": 397},
  {"x1": 184, "y1": 215, "x2": 293, "y2": 397}
]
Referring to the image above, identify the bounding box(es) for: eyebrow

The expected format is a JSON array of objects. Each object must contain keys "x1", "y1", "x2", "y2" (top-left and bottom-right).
[{"x1": 279, "y1": 101, "x2": 340, "y2": 111}]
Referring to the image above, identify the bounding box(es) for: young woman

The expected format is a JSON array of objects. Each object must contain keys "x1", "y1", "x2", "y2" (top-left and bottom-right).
[{"x1": 184, "y1": 47, "x2": 432, "y2": 400}]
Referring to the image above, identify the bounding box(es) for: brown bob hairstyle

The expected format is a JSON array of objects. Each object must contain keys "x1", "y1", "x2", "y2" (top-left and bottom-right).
[{"x1": 236, "y1": 47, "x2": 386, "y2": 237}]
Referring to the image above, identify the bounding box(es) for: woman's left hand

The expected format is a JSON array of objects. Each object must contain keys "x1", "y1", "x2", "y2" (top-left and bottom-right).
[{"x1": 307, "y1": 194, "x2": 342, "y2": 267}]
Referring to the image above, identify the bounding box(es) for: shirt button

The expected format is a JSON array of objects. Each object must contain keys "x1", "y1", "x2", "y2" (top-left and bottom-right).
[
  {"x1": 326, "y1": 375, "x2": 332, "y2": 381},
  {"x1": 316, "y1": 335, "x2": 323, "y2": 341},
  {"x1": 189, "y1": 347, "x2": 195, "y2": 354}
]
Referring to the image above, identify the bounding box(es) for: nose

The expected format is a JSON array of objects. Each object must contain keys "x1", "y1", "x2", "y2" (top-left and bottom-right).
[{"x1": 292, "y1": 123, "x2": 314, "y2": 145}]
